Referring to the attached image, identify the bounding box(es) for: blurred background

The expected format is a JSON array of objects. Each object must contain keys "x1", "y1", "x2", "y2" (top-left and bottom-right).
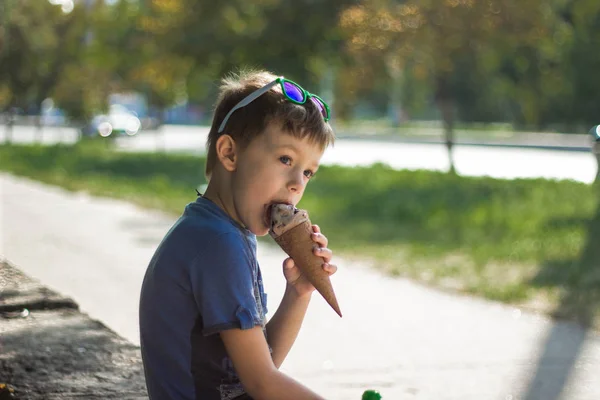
[
  {"x1": 1, "y1": 0, "x2": 600, "y2": 140},
  {"x1": 2, "y1": 1, "x2": 600, "y2": 398}
]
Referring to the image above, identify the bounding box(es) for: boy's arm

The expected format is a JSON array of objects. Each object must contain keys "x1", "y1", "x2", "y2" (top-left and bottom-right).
[
  {"x1": 221, "y1": 326, "x2": 325, "y2": 400},
  {"x1": 265, "y1": 284, "x2": 311, "y2": 368}
]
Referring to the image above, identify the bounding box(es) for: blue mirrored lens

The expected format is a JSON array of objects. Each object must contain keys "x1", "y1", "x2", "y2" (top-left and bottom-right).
[
  {"x1": 311, "y1": 97, "x2": 327, "y2": 118},
  {"x1": 283, "y1": 82, "x2": 305, "y2": 102}
]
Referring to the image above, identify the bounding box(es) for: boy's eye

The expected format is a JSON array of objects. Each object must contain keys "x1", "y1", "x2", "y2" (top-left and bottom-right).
[
  {"x1": 304, "y1": 170, "x2": 314, "y2": 179},
  {"x1": 279, "y1": 156, "x2": 291, "y2": 165}
]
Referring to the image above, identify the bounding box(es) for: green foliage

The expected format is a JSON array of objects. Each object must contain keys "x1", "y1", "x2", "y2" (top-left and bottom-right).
[
  {"x1": 141, "y1": 0, "x2": 357, "y2": 105},
  {"x1": 338, "y1": 0, "x2": 600, "y2": 130},
  {"x1": 0, "y1": 0, "x2": 87, "y2": 112},
  {"x1": 3, "y1": 0, "x2": 600, "y2": 130}
]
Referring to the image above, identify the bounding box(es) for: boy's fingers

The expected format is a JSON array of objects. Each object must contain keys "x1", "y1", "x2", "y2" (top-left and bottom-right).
[
  {"x1": 312, "y1": 224, "x2": 321, "y2": 234},
  {"x1": 311, "y1": 232, "x2": 328, "y2": 248},
  {"x1": 323, "y1": 263, "x2": 337, "y2": 275},
  {"x1": 283, "y1": 257, "x2": 295, "y2": 269},
  {"x1": 314, "y1": 247, "x2": 332, "y2": 263}
]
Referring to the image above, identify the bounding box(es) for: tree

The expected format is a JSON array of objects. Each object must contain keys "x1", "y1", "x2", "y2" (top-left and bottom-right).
[
  {"x1": 80, "y1": 0, "x2": 193, "y2": 121},
  {"x1": 552, "y1": 0, "x2": 600, "y2": 129},
  {"x1": 0, "y1": 0, "x2": 90, "y2": 138},
  {"x1": 139, "y1": 0, "x2": 357, "y2": 110},
  {"x1": 340, "y1": 0, "x2": 553, "y2": 173},
  {"x1": 51, "y1": 0, "x2": 192, "y2": 126}
]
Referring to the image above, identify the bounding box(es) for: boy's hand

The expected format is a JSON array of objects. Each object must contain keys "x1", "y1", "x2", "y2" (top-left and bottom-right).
[{"x1": 282, "y1": 225, "x2": 337, "y2": 297}]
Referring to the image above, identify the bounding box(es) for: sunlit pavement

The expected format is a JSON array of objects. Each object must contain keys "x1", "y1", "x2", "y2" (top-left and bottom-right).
[
  {"x1": 2, "y1": 173, "x2": 600, "y2": 399},
  {"x1": 1, "y1": 124, "x2": 597, "y2": 184}
]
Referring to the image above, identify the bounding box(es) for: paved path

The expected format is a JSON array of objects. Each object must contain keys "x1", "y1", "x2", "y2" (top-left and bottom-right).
[{"x1": 2, "y1": 173, "x2": 600, "y2": 399}]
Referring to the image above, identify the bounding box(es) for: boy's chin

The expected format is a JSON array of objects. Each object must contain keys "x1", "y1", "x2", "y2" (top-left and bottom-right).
[
  {"x1": 254, "y1": 225, "x2": 270, "y2": 237},
  {"x1": 247, "y1": 222, "x2": 270, "y2": 237}
]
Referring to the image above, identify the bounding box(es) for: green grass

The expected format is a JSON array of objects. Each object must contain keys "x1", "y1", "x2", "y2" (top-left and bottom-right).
[
  {"x1": 0, "y1": 140, "x2": 208, "y2": 213},
  {"x1": 1, "y1": 141, "x2": 599, "y2": 327}
]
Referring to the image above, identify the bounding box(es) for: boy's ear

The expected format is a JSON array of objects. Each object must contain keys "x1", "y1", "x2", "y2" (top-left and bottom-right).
[{"x1": 215, "y1": 134, "x2": 237, "y2": 172}]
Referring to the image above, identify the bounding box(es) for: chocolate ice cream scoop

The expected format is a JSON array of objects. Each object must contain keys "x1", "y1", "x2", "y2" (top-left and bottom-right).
[{"x1": 269, "y1": 204, "x2": 309, "y2": 238}]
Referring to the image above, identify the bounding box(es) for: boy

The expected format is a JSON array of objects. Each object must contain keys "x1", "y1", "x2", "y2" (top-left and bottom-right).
[{"x1": 139, "y1": 70, "x2": 337, "y2": 400}]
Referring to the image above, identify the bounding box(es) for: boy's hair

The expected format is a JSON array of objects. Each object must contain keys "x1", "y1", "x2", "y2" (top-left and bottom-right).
[{"x1": 205, "y1": 69, "x2": 335, "y2": 178}]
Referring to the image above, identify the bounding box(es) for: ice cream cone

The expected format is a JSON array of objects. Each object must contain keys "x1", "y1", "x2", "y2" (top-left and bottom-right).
[{"x1": 271, "y1": 213, "x2": 342, "y2": 318}]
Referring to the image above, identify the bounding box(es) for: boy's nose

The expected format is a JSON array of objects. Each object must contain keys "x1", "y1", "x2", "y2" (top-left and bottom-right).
[{"x1": 287, "y1": 170, "x2": 306, "y2": 193}]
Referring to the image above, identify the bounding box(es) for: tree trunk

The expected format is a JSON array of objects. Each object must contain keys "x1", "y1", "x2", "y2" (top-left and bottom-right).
[
  {"x1": 157, "y1": 108, "x2": 166, "y2": 152},
  {"x1": 386, "y1": 56, "x2": 403, "y2": 127},
  {"x1": 35, "y1": 114, "x2": 44, "y2": 143},
  {"x1": 434, "y1": 76, "x2": 456, "y2": 175},
  {"x1": 5, "y1": 108, "x2": 15, "y2": 144},
  {"x1": 437, "y1": 98, "x2": 456, "y2": 175}
]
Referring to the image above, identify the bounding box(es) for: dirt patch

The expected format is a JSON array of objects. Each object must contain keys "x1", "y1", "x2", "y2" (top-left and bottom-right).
[{"x1": 0, "y1": 260, "x2": 147, "y2": 399}]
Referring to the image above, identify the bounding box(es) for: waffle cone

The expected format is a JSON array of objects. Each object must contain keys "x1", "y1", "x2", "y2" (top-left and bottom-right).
[{"x1": 274, "y1": 220, "x2": 342, "y2": 317}]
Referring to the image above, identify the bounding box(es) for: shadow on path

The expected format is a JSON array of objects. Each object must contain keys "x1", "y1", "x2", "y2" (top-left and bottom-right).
[{"x1": 522, "y1": 182, "x2": 600, "y2": 399}]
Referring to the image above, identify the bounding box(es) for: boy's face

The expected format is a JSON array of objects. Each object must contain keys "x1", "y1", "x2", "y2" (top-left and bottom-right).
[{"x1": 230, "y1": 123, "x2": 324, "y2": 236}]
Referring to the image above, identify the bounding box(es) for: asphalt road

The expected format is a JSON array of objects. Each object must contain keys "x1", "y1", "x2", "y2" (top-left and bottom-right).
[
  {"x1": 2, "y1": 173, "x2": 600, "y2": 400},
  {"x1": 1, "y1": 124, "x2": 597, "y2": 184}
]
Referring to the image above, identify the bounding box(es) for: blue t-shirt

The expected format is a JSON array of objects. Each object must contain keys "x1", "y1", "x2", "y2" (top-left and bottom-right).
[{"x1": 139, "y1": 195, "x2": 268, "y2": 400}]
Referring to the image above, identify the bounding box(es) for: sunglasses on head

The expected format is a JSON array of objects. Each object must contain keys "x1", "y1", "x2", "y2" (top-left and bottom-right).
[{"x1": 218, "y1": 77, "x2": 331, "y2": 133}]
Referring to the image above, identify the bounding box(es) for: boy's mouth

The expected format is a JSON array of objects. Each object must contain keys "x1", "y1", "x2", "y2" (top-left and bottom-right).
[{"x1": 264, "y1": 201, "x2": 292, "y2": 230}]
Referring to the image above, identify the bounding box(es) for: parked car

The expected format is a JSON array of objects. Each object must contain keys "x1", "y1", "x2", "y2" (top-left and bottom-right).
[{"x1": 82, "y1": 105, "x2": 141, "y2": 138}]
